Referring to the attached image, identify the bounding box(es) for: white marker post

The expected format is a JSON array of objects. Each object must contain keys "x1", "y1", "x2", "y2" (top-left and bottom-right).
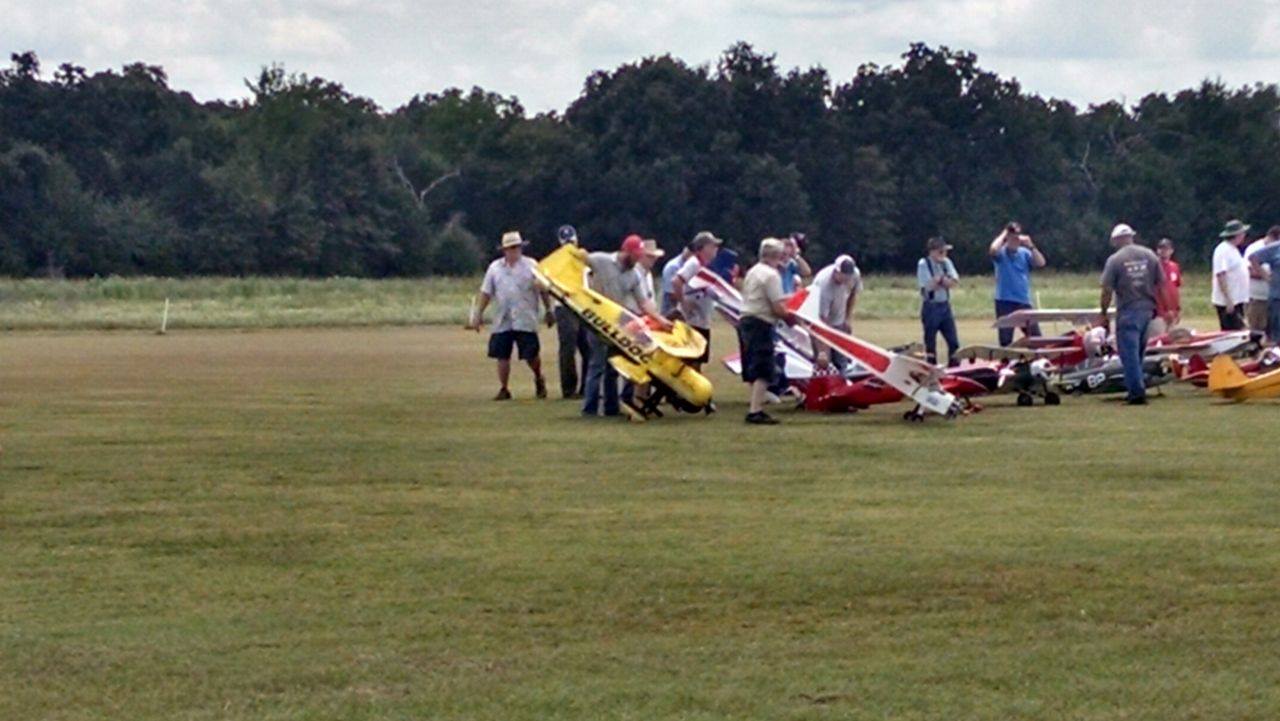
[
  {"x1": 158, "y1": 297, "x2": 170, "y2": 335},
  {"x1": 467, "y1": 294, "x2": 480, "y2": 330}
]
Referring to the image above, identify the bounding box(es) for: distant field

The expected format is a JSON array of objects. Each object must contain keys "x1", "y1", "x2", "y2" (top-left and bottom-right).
[
  {"x1": 3, "y1": 322, "x2": 1278, "y2": 720},
  {"x1": 0, "y1": 271, "x2": 1215, "y2": 331}
]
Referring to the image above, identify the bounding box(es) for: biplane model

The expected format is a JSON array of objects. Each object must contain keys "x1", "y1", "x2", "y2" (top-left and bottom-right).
[
  {"x1": 534, "y1": 245, "x2": 714, "y2": 421},
  {"x1": 1207, "y1": 353, "x2": 1280, "y2": 401}
]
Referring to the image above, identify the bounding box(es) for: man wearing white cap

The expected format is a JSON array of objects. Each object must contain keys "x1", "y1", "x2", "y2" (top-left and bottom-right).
[
  {"x1": 468, "y1": 231, "x2": 554, "y2": 400},
  {"x1": 1211, "y1": 219, "x2": 1251, "y2": 331},
  {"x1": 811, "y1": 254, "x2": 863, "y2": 370},
  {"x1": 1099, "y1": 223, "x2": 1166, "y2": 405}
]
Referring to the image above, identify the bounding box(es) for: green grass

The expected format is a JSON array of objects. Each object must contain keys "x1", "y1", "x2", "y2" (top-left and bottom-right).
[
  {"x1": 3, "y1": 319, "x2": 1278, "y2": 720},
  {"x1": 0, "y1": 272, "x2": 1214, "y2": 331}
]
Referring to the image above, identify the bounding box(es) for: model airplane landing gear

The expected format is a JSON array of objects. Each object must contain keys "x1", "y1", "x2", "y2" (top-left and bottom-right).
[
  {"x1": 1016, "y1": 392, "x2": 1034, "y2": 407},
  {"x1": 1044, "y1": 391, "x2": 1061, "y2": 405},
  {"x1": 903, "y1": 408, "x2": 926, "y2": 422}
]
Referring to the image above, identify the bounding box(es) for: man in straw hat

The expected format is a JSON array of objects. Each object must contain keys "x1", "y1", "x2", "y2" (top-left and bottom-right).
[
  {"x1": 1099, "y1": 223, "x2": 1166, "y2": 405},
  {"x1": 467, "y1": 231, "x2": 554, "y2": 400},
  {"x1": 1211, "y1": 219, "x2": 1251, "y2": 331}
]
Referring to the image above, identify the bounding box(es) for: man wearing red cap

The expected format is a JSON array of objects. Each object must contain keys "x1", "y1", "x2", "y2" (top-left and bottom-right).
[{"x1": 581, "y1": 235, "x2": 671, "y2": 417}]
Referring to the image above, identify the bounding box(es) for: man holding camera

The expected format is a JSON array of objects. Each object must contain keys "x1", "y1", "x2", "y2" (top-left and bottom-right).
[{"x1": 989, "y1": 222, "x2": 1047, "y2": 346}]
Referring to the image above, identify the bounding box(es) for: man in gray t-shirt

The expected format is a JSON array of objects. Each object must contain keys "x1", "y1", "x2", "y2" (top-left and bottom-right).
[{"x1": 1100, "y1": 223, "x2": 1166, "y2": 405}]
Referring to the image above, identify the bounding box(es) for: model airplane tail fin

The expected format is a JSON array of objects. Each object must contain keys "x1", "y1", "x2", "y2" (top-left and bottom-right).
[
  {"x1": 1207, "y1": 354, "x2": 1250, "y2": 392},
  {"x1": 536, "y1": 245, "x2": 589, "y2": 294}
]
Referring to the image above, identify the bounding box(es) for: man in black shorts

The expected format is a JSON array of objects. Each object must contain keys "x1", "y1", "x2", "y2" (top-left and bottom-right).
[
  {"x1": 738, "y1": 238, "x2": 795, "y2": 424},
  {"x1": 468, "y1": 231, "x2": 554, "y2": 400}
]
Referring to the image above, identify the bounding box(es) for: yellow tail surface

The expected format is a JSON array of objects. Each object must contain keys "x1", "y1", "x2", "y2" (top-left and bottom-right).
[{"x1": 1207, "y1": 355, "x2": 1249, "y2": 394}]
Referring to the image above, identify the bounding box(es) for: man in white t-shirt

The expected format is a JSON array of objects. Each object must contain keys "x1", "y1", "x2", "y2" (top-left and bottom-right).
[
  {"x1": 671, "y1": 231, "x2": 723, "y2": 368},
  {"x1": 1211, "y1": 219, "x2": 1251, "y2": 331},
  {"x1": 1244, "y1": 233, "x2": 1273, "y2": 333},
  {"x1": 811, "y1": 254, "x2": 863, "y2": 370}
]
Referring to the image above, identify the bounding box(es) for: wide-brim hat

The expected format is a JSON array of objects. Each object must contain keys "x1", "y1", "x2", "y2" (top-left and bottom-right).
[
  {"x1": 1220, "y1": 219, "x2": 1251, "y2": 238},
  {"x1": 641, "y1": 239, "x2": 665, "y2": 258},
  {"x1": 500, "y1": 231, "x2": 527, "y2": 249}
]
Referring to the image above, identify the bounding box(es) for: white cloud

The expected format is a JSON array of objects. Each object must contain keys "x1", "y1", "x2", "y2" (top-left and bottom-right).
[{"x1": 3, "y1": 0, "x2": 1280, "y2": 111}]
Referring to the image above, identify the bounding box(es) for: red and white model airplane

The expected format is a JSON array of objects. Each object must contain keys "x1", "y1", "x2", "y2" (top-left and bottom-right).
[{"x1": 785, "y1": 287, "x2": 962, "y2": 420}]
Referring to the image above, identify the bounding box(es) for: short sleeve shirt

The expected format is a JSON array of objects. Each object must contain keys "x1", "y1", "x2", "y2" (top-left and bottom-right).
[
  {"x1": 1101, "y1": 244, "x2": 1164, "y2": 313},
  {"x1": 780, "y1": 259, "x2": 800, "y2": 293},
  {"x1": 813, "y1": 261, "x2": 863, "y2": 327},
  {"x1": 480, "y1": 256, "x2": 542, "y2": 333},
  {"x1": 993, "y1": 246, "x2": 1034, "y2": 304},
  {"x1": 676, "y1": 256, "x2": 716, "y2": 329},
  {"x1": 917, "y1": 257, "x2": 958, "y2": 303},
  {"x1": 742, "y1": 263, "x2": 785, "y2": 323},
  {"x1": 587, "y1": 252, "x2": 646, "y2": 313},
  {"x1": 1212, "y1": 241, "x2": 1249, "y2": 307},
  {"x1": 1248, "y1": 243, "x2": 1280, "y2": 300},
  {"x1": 1245, "y1": 239, "x2": 1271, "y2": 300}
]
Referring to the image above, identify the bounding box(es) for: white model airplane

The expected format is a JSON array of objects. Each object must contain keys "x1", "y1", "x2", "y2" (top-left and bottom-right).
[{"x1": 785, "y1": 287, "x2": 961, "y2": 419}]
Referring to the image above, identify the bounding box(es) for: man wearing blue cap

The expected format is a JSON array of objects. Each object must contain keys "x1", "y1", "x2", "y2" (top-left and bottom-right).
[{"x1": 553, "y1": 225, "x2": 590, "y2": 398}]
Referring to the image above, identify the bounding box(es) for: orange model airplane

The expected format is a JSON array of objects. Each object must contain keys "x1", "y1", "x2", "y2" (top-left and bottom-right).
[{"x1": 1207, "y1": 355, "x2": 1280, "y2": 401}]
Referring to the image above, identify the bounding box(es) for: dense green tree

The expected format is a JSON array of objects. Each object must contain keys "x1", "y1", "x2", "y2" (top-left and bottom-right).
[{"x1": 3, "y1": 46, "x2": 1280, "y2": 277}]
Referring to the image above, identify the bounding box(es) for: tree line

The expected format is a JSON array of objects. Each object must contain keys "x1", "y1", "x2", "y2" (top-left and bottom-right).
[{"x1": 3, "y1": 44, "x2": 1279, "y2": 278}]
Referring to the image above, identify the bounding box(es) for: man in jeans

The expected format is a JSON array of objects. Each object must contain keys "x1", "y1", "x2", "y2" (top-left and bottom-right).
[
  {"x1": 989, "y1": 221, "x2": 1047, "y2": 346},
  {"x1": 1246, "y1": 226, "x2": 1280, "y2": 344},
  {"x1": 553, "y1": 224, "x2": 590, "y2": 398},
  {"x1": 581, "y1": 235, "x2": 670, "y2": 417},
  {"x1": 917, "y1": 237, "x2": 961, "y2": 366},
  {"x1": 1100, "y1": 224, "x2": 1167, "y2": 406}
]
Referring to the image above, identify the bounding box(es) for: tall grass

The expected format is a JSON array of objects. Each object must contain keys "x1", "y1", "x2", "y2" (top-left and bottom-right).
[{"x1": 0, "y1": 272, "x2": 1215, "y2": 331}]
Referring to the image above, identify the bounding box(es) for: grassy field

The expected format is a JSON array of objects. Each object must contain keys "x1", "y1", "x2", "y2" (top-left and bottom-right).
[
  {"x1": 0, "y1": 271, "x2": 1215, "y2": 330},
  {"x1": 3, "y1": 319, "x2": 1279, "y2": 720}
]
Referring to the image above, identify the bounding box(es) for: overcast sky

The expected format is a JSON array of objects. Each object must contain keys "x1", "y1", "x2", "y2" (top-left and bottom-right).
[{"x1": 7, "y1": 1, "x2": 1280, "y2": 112}]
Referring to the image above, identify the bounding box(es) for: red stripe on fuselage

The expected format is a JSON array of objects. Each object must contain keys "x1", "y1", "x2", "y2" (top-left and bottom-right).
[{"x1": 806, "y1": 322, "x2": 891, "y2": 373}]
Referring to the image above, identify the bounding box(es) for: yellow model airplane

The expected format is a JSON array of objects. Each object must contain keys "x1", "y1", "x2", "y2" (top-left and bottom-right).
[
  {"x1": 1207, "y1": 354, "x2": 1280, "y2": 401},
  {"x1": 534, "y1": 245, "x2": 714, "y2": 420}
]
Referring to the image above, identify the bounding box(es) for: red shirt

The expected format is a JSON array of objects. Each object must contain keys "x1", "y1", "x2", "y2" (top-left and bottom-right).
[{"x1": 1158, "y1": 258, "x2": 1182, "y2": 319}]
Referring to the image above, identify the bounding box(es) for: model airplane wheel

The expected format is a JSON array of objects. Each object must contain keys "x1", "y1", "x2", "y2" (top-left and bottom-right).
[
  {"x1": 1016, "y1": 393, "x2": 1033, "y2": 407},
  {"x1": 1044, "y1": 392, "x2": 1061, "y2": 406}
]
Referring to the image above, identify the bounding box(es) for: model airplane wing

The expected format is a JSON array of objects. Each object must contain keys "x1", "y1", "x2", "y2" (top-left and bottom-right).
[
  {"x1": 954, "y1": 344, "x2": 1083, "y2": 362},
  {"x1": 1206, "y1": 355, "x2": 1280, "y2": 400},
  {"x1": 993, "y1": 309, "x2": 1099, "y2": 329},
  {"x1": 786, "y1": 288, "x2": 958, "y2": 417}
]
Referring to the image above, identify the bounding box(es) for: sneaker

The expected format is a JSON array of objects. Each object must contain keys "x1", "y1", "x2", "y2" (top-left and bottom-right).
[
  {"x1": 1125, "y1": 396, "x2": 1148, "y2": 406},
  {"x1": 763, "y1": 391, "x2": 781, "y2": 405},
  {"x1": 745, "y1": 411, "x2": 779, "y2": 425},
  {"x1": 704, "y1": 400, "x2": 718, "y2": 415},
  {"x1": 493, "y1": 388, "x2": 512, "y2": 401},
  {"x1": 535, "y1": 377, "x2": 547, "y2": 399}
]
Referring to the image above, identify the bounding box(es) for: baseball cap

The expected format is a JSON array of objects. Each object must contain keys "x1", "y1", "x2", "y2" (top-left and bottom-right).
[
  {"x1": 837, "y1": 257, "x2": 856, "y2": 275},
  {"x1": 557, "y1": 224, "x2": 578, "y2": 245},
  {"x1": 1110, "y1": 223, "x2": 1135, "y2": 240},
  {"x1": 926, "y1": 236, "x2": 953, "y2": 252},
  {"x1": 620, "y1": 234, "x2": 646, "y2": 259},
  {"x1": 1157, "y1": 237, "x2": 1174, "y2": 249}
]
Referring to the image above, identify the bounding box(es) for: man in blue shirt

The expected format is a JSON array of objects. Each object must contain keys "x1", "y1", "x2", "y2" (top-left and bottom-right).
[
  {"x1": 1247, "y1": 226, "x2": 1280, "y2": 343},
  {"x1": 779, "y1": 233, "x2": 813, "y2": 293},
  {"x1": 989, "y1": 222, "x2": 1047, "y2": 346}
]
